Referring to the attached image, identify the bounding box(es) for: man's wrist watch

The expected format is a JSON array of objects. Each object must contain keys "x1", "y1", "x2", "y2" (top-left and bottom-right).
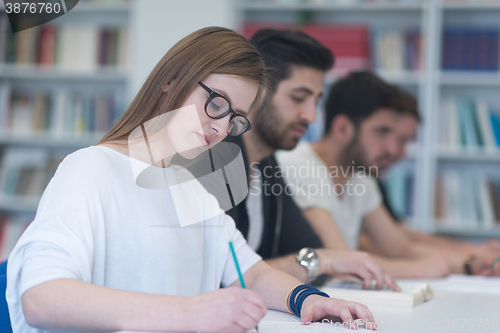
[{"x1": 296, "y1": 248, "x2": 320, "y2": 282}]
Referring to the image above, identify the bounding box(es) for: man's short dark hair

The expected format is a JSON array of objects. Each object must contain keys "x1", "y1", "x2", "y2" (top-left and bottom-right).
[
  {"x1": 323, "y1": 71, "x2": 404, "y2": 135},
  {"x1": 393, "y1": 87, "x2": 421, "y2": 123},
  {"x1": 250, "y1": 29, "x2": 334, "y2": 91}
]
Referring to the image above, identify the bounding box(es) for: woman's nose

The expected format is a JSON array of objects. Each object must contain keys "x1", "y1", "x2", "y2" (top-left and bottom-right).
[{"x1": 210, "y1": 116, "x2": 231, "y2": 138}]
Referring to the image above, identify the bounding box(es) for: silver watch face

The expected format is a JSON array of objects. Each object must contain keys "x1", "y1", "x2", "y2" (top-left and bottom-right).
[
  {"x1": 297, "y1": 248, "x2": 319, "y2": 267},
  {"x1": 297, "y1": 248, "x2": 320, "y2": 281}
]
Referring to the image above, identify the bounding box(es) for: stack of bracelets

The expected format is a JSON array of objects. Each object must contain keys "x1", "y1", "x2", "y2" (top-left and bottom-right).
[{"x1": 286, "y1": 284, "x2": 330, "y2": 317}]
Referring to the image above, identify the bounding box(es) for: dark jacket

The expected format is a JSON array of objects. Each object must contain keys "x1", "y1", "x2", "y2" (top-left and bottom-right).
[
  {"x1": 225, "y1": 136, "x2": 323, "y2": 259},
  {"x1": 377, "y1": 178, "x2": 401, "y2": 223}
]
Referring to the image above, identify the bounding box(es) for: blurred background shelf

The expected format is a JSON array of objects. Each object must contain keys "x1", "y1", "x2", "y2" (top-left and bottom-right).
[
  {"x1": 434, "y1": 225, "x2": 500, "y2": 238},
  {"x1": 239, "y1": 1, "x2": 424, "y2": 11},
  {"x1": 0, "y1": 134, "x2": 102, "y2": 148},
  {"x1": 0, "y1": 65, "x2": 128, "y2": 82},
  {"x1": 440, "y1": 73, "x2": 500, "y2": 86},
  {"x1": 70, "y1": 2, "x2": 130, "y2": 13},
  {"x1": 442, "y1": 2, "x2": 500, "y2": 10},
  {"x1": 0, "y1": 0, "x2": 131, "y2": 225},
  {"x1": 435, "y1": 150, "x2": 500, "y2": 162},
  {"x1": 0, "y1": 0, "x2": 499, "y2": 259},
  {"x1": 238, "y1": 0, "x2": 500, "y2": 236},
  {"x1": 0, "y1": 197, "x2": 38, "y2": 213}
]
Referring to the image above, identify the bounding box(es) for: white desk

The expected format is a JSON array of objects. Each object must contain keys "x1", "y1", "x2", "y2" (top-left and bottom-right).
[
  {"x1": 120, "y1": 276, "x2": 500, "y2": 333},
  {"x1": 258, "y1": 289, "x2": 499, "y2": 332}
]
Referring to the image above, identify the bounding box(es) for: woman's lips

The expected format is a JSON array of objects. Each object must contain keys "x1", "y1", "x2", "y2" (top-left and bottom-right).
[{"x1": 196, "y1": 132, "x2": 211, "y2": 147}]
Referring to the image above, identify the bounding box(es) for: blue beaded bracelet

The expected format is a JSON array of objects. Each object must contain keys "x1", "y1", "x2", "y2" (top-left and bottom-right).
[{"x1": 288, "y1": 284, "x2": 330, "y2": 317}]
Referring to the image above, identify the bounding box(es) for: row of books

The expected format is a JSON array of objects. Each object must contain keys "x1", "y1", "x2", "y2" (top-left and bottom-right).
[
  {"x1": 442, "y1": 28, "x2": 499, "y2": 72},
  {"x1": 301, "y1": 24, "x2": 371, "y2": 77},
  {"x1": 243, "y1": 23, "x2": 500, "y2": 75},
  {"x1": 373, "y1": 28, "x2": 423, "y2": 73},
  {"x1": 386, "y1": 168, "x2": 500, "y2": 229},
  {"x1": 0, "y1": 214, "x2": 31, "y2": 261},
  {"x1": 0, "y1": 15, "x2": 129, "y2": 71},
  {"x1": 437, "y1": 98, "x2": 500, "y2": 152},
  {"x1": 242, "y1": 23, "x2": 423, "y2": 76},
  {"x1": 0, "y1": 83, "x2": 124, "y2": 138},
  {"x1": 435, "y1": 173, "x2": 500, "y2": 229},
  {"x1": 0, "y1": 147, "x2": 64, "y2": 203}
]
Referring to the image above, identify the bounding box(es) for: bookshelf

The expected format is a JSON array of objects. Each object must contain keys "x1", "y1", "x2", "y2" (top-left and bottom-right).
[
  {"x1": 0, "y1": 133, "x2": 102, "y2": 148},
  {"x1": 0, "y1": 0, "x2": 238, "y2": 259},
  {"x1": 239, "y1": 1, "x2": 425, "y2": 11},
  {"x1": 0, "y1": 0, "x2": 498, "y2": 257},
  {"x1": 434, "y1": 0, "x2": 500, "y2": 237},
  {"x1": 442, "y1": 2, "x2": 500, "y2": 10},
  {"x1": 237, "y1": 0, "x2": 500, "y2": 238},
  {"x1": 0, "y1": 64, "x2": 128, "y2": 82},
  {"x1": 0, "y1": 0, "x2": 131, "y2": 258}
]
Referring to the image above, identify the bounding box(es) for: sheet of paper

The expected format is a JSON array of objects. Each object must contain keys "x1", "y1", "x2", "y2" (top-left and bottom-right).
[
  {"x1": 428, "y1": 274, "x2": 500, "y2": 294},
  {"x1": 246, "y1": 320, "x2": 367, "y2": 332}
]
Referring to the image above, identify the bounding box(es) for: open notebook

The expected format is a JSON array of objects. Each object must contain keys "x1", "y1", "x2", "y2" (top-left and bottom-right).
[{"x1": 320, "y1": 279, "x2": 434, "y2": 308}]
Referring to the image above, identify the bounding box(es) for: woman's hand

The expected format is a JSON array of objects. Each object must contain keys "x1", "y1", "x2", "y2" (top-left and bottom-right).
[
  {"x1": 300, "y1": 295, "x2": 377, "y2": 330},
  {"x1": 318, "y1": 249, "x2": 400, "y2": 291},
  {"x1": 190, "y1": 287, "x2": 267, "y2": 333}
]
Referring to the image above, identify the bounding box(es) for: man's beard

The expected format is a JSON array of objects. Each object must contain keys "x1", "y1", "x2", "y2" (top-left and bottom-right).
[
  {"x1": 253, "y1": 99, "x2": 307, "y2": 151},
  {"x1": 344, "y1": 136, "x2": 390, "y2": 176},
  {"x1": 343, "y1": 135, "x2": 371, "y2": 171}
]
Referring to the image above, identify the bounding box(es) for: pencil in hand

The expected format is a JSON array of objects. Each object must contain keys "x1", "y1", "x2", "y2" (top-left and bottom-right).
[
  {"x1": 490, "y1": 253, "x2": 500, "y2": 270},
  {"x1": 224, "y1": 226, "x2": 259, "y2": 332}
]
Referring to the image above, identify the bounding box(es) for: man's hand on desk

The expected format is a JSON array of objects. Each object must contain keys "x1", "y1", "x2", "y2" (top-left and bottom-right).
[
  {"x1": 300, "y1": 294, "x2": 376, "y2": 330},
  {"x1": 470, "y1": 241, "x2": 500, "y2": 276},
  {"x1": 467, "y1": 251, "x2": 500, "y2": 276},
  {"x1": 189, "y1": 287, "x2": 266, "y2": 333},
  {"x1": 416, "y1": 253, "x2": 452, "y2": 277},
  {"x1": 317, "y1": 249, "x2": 400, "y2": 291}
]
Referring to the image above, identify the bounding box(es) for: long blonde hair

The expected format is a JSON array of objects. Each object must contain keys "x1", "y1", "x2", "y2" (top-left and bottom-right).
[{"x1": 99, "y1": 26, "x2": 267, "y2": 145}]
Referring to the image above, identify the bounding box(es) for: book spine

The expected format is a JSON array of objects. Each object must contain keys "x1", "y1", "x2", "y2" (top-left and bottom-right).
[{"x1": 490, "y1": 111, "x2": 500, "y2": 147}]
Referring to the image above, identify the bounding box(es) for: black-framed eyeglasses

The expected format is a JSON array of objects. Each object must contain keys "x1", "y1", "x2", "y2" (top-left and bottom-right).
[{"x1": 198, "y1": 81, "x2": 252, "y2": 136}]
